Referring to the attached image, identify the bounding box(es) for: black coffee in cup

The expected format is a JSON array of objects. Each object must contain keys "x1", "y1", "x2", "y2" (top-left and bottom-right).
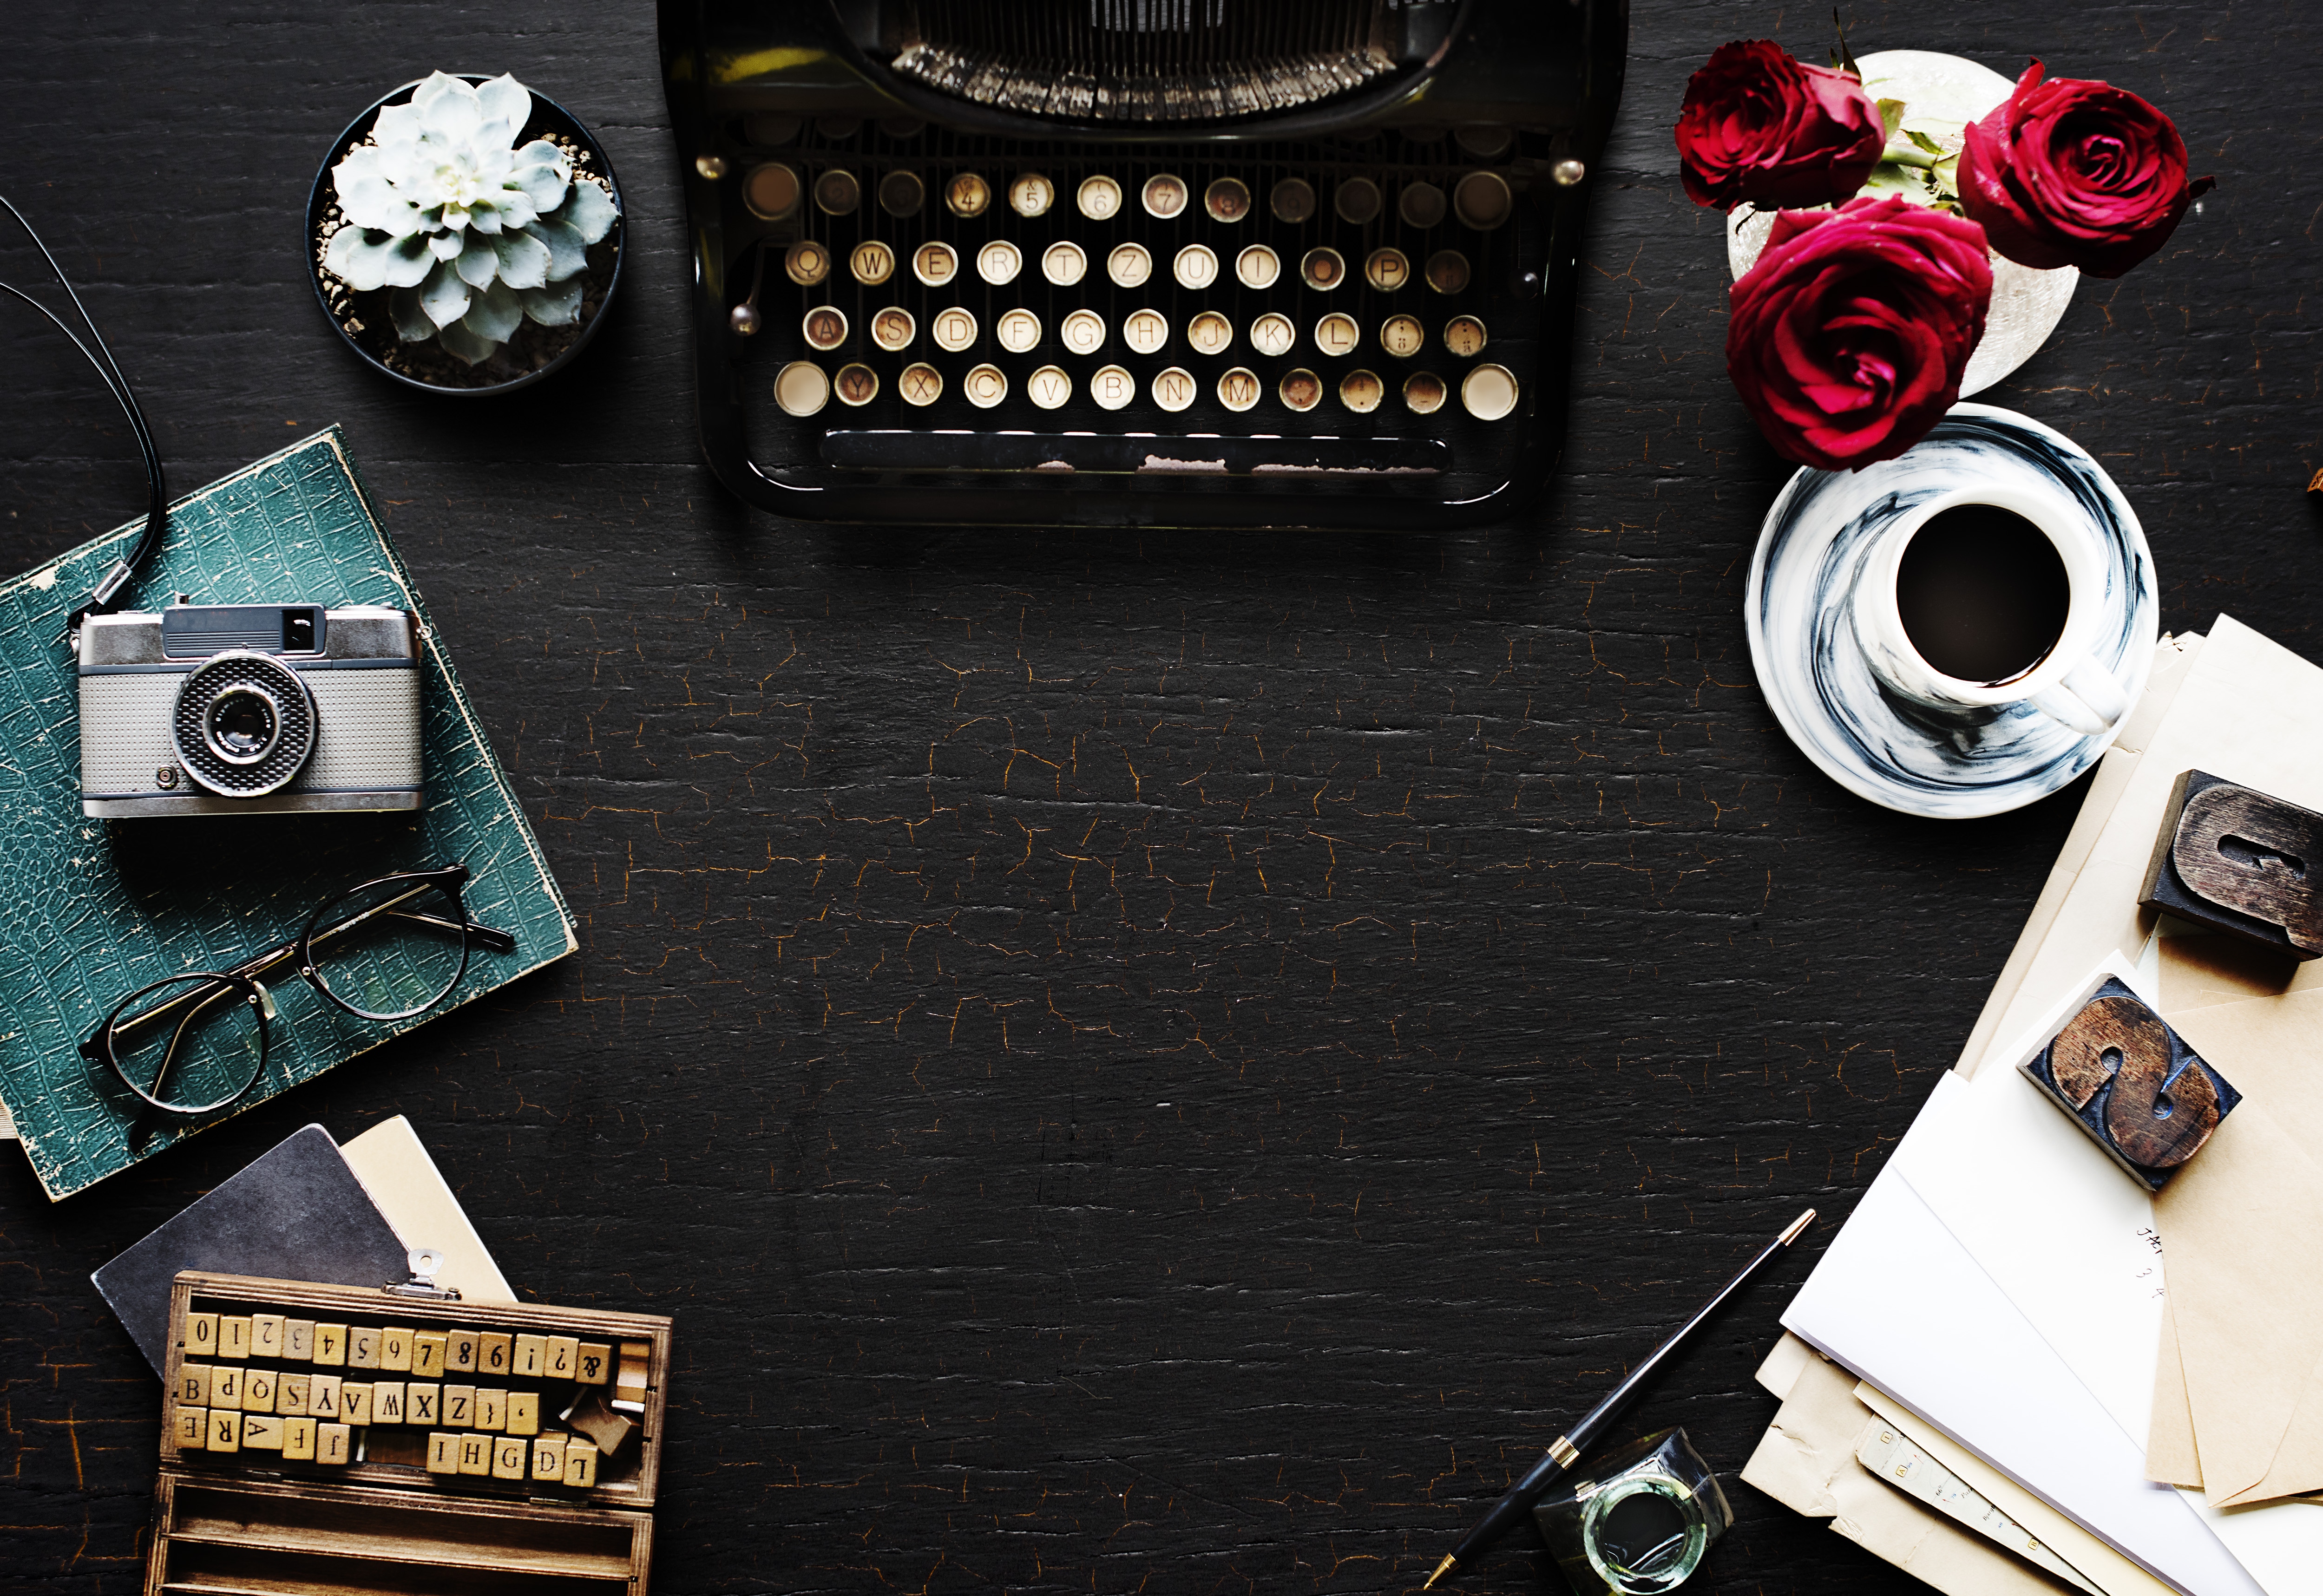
[{"x1": 1896, "y1": 504, "x2": 2072, "y2": 683}]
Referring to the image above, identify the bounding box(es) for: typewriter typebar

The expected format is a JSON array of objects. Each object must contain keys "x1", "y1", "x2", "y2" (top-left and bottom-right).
[{"x1": 660, "y1": 0, "x2": 1628, "y2": 529}]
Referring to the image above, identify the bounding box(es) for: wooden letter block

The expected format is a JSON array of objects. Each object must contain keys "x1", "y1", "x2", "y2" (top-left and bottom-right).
[
  {"x1": 210, "y1": 1366, "x2": 244, "y2": 1408},
  {"x1": 446, "y1": 1330, "x2": 480, "y2": 1375},
  {"x1": 427, "y1": 1432, "x2": 459, "y2": 1474},
  {"x1": 444, "y1": 1385, "x2": 475, "y2": 1428},
  {"x1": 308, "y1": 1374, "x2": 342, "y2": 1419},
  {"x1": 545, "y1": 1336, "x2": 580, "y2": 1380},
  {"x1": 282, "y1": 1416, "x2": 316, "y2": 1461},
  {"x1": 530, "y1": 1434, "x2": 567, "y2": 1481},
  {"x1": 457, "y1": 1433, "x2": 492, "y2": 1477},
  {"x1": 318, "y1": 1421, "x2": 351, "y2": 1465},
  {"x1": 242, "y1": 1413, "x2": 283, "y2": 1452},
  {"x1": 251, "y1": 1313, "x2": 284, "y2": 1358},
  {"x1": 178, "y1": 1363, "x2": 212, "y2": 1407},
  {"x1": 479, "y1": 1331, "x2": 513, "y2": 1378},
  {"x1": 407, "y1": 1383, "x2": 441, "y2": 1426},
  {"x1": 175, "y1": 1406, "x2": 208, "y2": 1450},
  {"x1": 241, "y1": 1368, "x2": 276, "y2": 1413},
  {"x1": 373, "y1": 1382, "x2": 406, "y2": 1425},
  {"x1": 313, "y1": 1322, "x2": 348, "y2": 1367},
  {"x1": 512, "y1": 1334, "x2": 547, "y2": 1380},
  {"x1": 477, "y1": 1388, "x2": 507, "y2": 1432},
  {"x1": 2141, "y1": 771, "x2": 2323, "y2": 959},
  {"x1": 380, "y1": 1326, "x2": 414, "y2": 1373},
  {"x1": 208, "y1": 1411, "x2": 241, "y2": 1453},
  {"x1": 492, "y1": 1436, "x2": 530, "y2": 1480},
  {"x1": 412, "y1": 1330, "x2": 448, "y2": 1379},
  {"x1": 576, "y1": 1341, "x2": 612, "y2": 1385},
  {"x1": 613, "y1": 1341, "x2": 651, "y2": 1413},
  {"x1": 505, "y1": 1390, "x2": 540, "y2": 1437},
  {"x1": 285, "y1": 1318, "x2": 315, "y2": 1361},
  {"x1": 563, "y1": 1439, "x2": 599, "y2": 1489},
  {"x1": 219, "y1": 1315, "x2": 252, "y2": 1360},
  {"x1": 348, "y1": 1327, "x2": 381, "y2": 1369},
  {"x1": 2021, "y1": 975, "x2": 2242, "y2": 1191},
  {"x1": 567, "y1": 1390, "x2": 637, "y2": 1458},
  {"x1": 185, "y1": 1312, "x2": 218, "y2": 1358},
  {"x1": 340, "y1": 1383, "x2": 374, "y2": 1427},
  {"x1": 277, "y1": 1373, "x2": 311, "y2": 1418}
]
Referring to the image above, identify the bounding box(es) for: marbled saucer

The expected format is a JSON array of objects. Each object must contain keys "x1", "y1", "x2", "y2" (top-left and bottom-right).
[{"x1": 1745, "y1": 404, "x2": 2158, "y2": 819}]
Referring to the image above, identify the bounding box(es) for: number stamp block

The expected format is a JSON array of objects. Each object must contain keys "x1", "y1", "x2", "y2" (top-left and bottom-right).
[
  {"x1": 2140, "y1": 771, "x2": 2323, "y2": 960},
  {"x1": 2020, "y1": 974, "x2": 2241, "y2": 1191}
]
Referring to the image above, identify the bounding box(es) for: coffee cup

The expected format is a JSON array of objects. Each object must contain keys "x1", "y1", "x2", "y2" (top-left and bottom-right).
[{"x1": 1846, "y1": 482, "x2": 2129, "y2": 737}]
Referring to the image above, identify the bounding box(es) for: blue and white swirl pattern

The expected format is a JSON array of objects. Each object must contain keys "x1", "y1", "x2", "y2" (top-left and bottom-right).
[{"x1": 1745, "y1": 404, "x2": 2158, "y2": 818}]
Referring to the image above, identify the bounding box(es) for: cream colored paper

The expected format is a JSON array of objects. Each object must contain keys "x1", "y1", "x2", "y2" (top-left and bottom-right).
[{"x1": 339, "y1": 1116, "x2": 516, "y2": 1303}]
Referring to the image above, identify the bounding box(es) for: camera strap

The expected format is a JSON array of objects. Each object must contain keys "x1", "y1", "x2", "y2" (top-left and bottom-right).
[{"x1": 0, "y1": 195, "x2": 168, "y2": 649}]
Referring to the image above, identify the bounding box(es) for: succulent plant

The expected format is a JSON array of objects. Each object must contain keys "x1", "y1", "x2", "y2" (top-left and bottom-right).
[{"x1": 322, "y1": 72, "x2": 619, "y2": 365}]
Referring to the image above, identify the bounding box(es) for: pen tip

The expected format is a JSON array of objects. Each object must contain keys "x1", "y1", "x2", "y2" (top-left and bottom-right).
[
  {"x1": 1779, "y1": 1208, "x2": 1817, "y2": 1245},
  {"x1": 1424, "y1": 1554, "x2": 1457, "y2": 1589}
]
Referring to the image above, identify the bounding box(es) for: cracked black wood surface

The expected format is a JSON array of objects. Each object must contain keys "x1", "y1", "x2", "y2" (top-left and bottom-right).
[{"x1": 2, "y1": 3, "x2": 2318, "y2": 1592}]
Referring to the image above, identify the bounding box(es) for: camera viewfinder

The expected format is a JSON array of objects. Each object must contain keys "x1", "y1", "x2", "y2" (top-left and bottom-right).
[{"x1": 282, "y1": 608, "x2": 317, "y2": 651}]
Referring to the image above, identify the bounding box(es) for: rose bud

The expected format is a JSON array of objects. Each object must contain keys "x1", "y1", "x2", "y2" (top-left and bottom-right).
[
  {"x1": 1676, "y1": 39, "x2": 1887, "y2": 210},
  {"x1": 1726, "y1": 196, "x2": 1993, "y2": 471},
  {"x1": 1957, "y1": 61, "x2": 2216, "y2": 278}
]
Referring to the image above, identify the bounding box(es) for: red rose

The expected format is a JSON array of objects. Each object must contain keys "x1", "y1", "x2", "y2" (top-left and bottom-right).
[
  {"x1": 1726, "y1": 196, "x2": 1993, "y2": 471},
  {"x1": 1957, "y1": 61, "x2": 2215, "y2": 278},
  {"x1": 1676, "y1": 40, "x2": 1886, "y2": 210}
]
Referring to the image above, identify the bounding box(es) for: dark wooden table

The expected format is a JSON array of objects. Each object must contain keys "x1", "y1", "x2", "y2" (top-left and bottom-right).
[{"x1": 2, "y1": 4, "x2": 2315, "y2": 1592}]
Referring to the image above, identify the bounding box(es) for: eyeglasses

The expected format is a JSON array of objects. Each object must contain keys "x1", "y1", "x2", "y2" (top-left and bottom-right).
[{"x1": 80, "y1": 863, "x2": 514, "y2": 1116}]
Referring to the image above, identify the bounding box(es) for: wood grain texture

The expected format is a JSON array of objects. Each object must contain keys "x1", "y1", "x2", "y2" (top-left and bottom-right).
[{"x1": 1, "y1": 2, "x2": 2319, "y2": 1592}]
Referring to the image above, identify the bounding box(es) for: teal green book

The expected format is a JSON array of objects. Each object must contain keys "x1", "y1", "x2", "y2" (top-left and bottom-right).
[{"x1": 0, "y1": 428, "x2": 576, "y2": 1199}]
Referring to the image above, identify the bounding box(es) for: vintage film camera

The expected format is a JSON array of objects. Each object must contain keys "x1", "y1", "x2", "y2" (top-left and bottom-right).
[{"x1": 77, "y1": 599, "x2": 422, "y2": 818}]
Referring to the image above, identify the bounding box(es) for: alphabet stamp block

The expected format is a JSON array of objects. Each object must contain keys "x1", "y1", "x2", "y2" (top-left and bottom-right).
[
  {"x1": 2140, "y1": 770, "x2": 2323, "y2": 960},
  {"x1": 2020, "y1": 975, "x2": 2240, "y2": 1192}
]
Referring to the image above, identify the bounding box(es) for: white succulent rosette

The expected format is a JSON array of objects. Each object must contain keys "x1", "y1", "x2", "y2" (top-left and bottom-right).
[{"x1": 322, "y1": 71, "x2": 620, "y2": 365}]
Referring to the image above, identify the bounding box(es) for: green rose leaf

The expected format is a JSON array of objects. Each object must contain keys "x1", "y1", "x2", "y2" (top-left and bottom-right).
[
  {"x1": 1907, "y1": 128, "x2": 1945, "y2": 156},
  {"x1": 1878, "y1": 98, "x2": 1906, "y2": 141}
]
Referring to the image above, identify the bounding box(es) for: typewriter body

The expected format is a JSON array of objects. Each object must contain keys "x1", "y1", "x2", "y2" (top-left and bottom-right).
[{"x1": 659, "y1": 0, "x2": 1627, "y2": 529}]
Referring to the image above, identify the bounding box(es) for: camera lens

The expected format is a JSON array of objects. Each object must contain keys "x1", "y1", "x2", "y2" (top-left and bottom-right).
[
  {"x1": 205, "y1": 688, "x2": 278, "y2": 763},
  {"x1": 171, "y1": 652, "x2": 317, "y2": 798}
]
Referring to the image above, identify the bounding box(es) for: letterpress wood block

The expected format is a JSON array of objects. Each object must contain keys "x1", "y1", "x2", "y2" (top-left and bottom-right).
[
  {"x1": 242, "y1": 1413, "x2": 283, "y2": 1451},
  {"x1": 175, "y1": 1406, "x2": 208, "y2": 1450},
  {"x1": 282, "y1": 1416, "x2": 316, "y2": 1461},
  {"x1": 208, "y1": 1410, "x2": 241, "y2": 1453},
  {"x1": 210, "y1": 1366, "x2": 244, "y2": 1408},
  {"x1": 505, "y1": 1390, "x2": 539, "y2": 1437},
  {"x1": 545, "y1": 1335, "x2": 580, "y2": 1381},
  {"x1": 380, "y1": 1326, "x2": 414, "y2": 1373},
  {"x1": 251, "y1": 1313, "x2": 285, "y2": 1358},
  {"x1": 317, "y1": 1421, "x2": 351, "y2": 1465},
  {"x1": 178, "y1": 1363, "x2": 212, "y2": 1407},
  {"x1": 457, "y1": 1432, "x2": 492, "y2": 1477},
  {"x1": 412, "y1": 1330, "x2": 447, "y2": 1379},
  {"x1": 407, "y1": 1383, "x2": 442, "y2": 1427},
  {"x1": 308, "y1": 1374, "x2": 341, "y2": 1419},
  {"x1": 185, "y1": 1312, "x2": 218, "y2": 1359},
  {"x1": 241, "y1": 1367, "x2": 277, "y2": 1413},
  {"x1": 2140, "y1": 770, "x2": 2323, "y2": 959},
  {"x1": 2021, "y1": 974, "x2": 2241, "y2": 1191},
  {"x1": 427, "y1": 1432, "x2": 459, "y2": 1474},
  {"x1": 312, "y1": 1322, "x2": 348, "y2": 1367},
  {"x1": 563, "y1": 1439, "x2": 599, "y2": 1488},
  {"x1": 348, "y1": 1326, "x2": 381, "y2": 1370},
  {"x1": 446, "y1": 1329, "x2": 480, "y2": 1377},
  {"x1": 566, "y1": 1390, "x2": 637, "y2": 1457},
  {"x1": 277, "y1": 1373, "x2": 311, "y2": 1418},
  {"x1": 443, "y1": 1384, "x2": 476, "y2": 1429},
  {"x1": 613, "y1": 1341, "x2": 651, "y2": 1413},
  {"x1": 576, "y1": 1341, "x2": 612, "y2": 1385},
  {"x1": 219, "y1": 1315, "x2": 252, "y2": 1360},
  {"x1": 512, "y1": 1334, "x2": 547, "y2": 1380},
  {"x1": 531, "y1": 1434, "x2": 567, "y2": 1481},
  {"x1": 373, "y1": 1382, "x2": 406, "y2": 1425},
  {"x1": 285, "y1": 1318, "x2": 315, "y2": 1361},
  {"x1": 477, "y1": 1387, "x2": 507, "y2": 1432},
  {"x1": 493, "y1": 1436, "x2": 530, "y2": 1480},
  {"x1": 479, "y1": 1331, "x2": 513, "y2": 1379},
  {"x1": 340, "y1": 1382, "x2": 374, "y2": 1426}
]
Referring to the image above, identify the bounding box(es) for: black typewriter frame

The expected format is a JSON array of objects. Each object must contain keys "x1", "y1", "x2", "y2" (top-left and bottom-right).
[{"x1": 659, "y1": 0, "x2": 1629, "y2": 530}]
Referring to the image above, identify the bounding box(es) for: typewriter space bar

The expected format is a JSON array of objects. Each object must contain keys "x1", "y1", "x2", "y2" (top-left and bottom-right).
[{"x1": 820, "y1": 431, "x2": 1449, "y2": 476}]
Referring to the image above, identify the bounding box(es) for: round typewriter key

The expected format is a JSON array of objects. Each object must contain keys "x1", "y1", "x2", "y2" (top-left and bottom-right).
[
  {"x1": 1026, "y1": 365, "x2": 1073, "y2": 410},
  {"x1": 899, "y1": 362, "x2": 943, "y2": 406},
  {"x1": 1234, "y1": 244, "x2": 1281, "y2": 291},
  {"x1": 1460, "y1": 362, "x2": 1520, "y2": 420},
  {"x1": 1090, "y1": 365, "x2": 1136, "y2": 411},
  {"x1": 1216, "y1": 366, "x2": 1262, "y2": 412},
  {"x1": 1249, "y1": 311, "x2": 1295, "y2": 358},
  {"x1": 996, "y1": 308, "x2": 1043, "y2": 355},
  {"x1": 1061, "y1": 309, "x2": 1107, "y2": 355},
  {"x1": 1397, "y1": 181, "x2": 1447, "y2": 230},
  {"x1": 1401, "y1": 123, "x2": 1447, "y2": 145},
  {"x1": 815, "y1": 117, "x2": 862, "y2": 142},
  {"x1": 1107, "y1": 242, "x2": 1153, "y2": 289},
  {"x1": 1453, "y1": 169, "x2": 1513, "y2": 230},
  {"x1": 744, "y1": 113, "x2": 800, "y2": 147},
  {"x1": 833, "y1": 363, "x2": 879, "y2": 406},
  {"x1": 1334, "y1": 177, "x2": 1383, "y2": 226},
  {"x1": 1122, "y1": 308, "x2": 1169, "y2": 356},
  {"x1": 849, "y1": 240, "x2": 896, "y2": 286},
  {"x1": 1424, "y1": 250, "x2": 1471, "y2": 295},
  {"x1": 1142, "y1": 173, "x2": 1189, "y2": 219},
  {"x1": 877, "y1": 170, "x2": 925, "y2": 217},
  {"x1": 1379, "y1": 314, "x2": 1424, "y2": 359},
  {"x1": 1313, "y1": 312, "x2": 1360, "y2": 358},
  {"x1": 1279, "y1": 367, "x2": 1323, "y2": 412},
  {"x1": 1300, "y1": 247, "x2": 1345, "y2": 291},
  {"x1": 1187, "y1": 310, "x2": 1233, "y2": 356},
  {"x1": 785, "y1": 239, "x2": 832, "y2": 287},
  {"x1": 1009, "y1": 172, "x2": 1055, "y2": 217},
  {"x1": 1270, "y1": 177, "x2": 1317, "y2": 224},
  {"x1": 1402, "y1": 371, "x2": 1448, "y2": 414},
  {"x1": 1339, "y1": 369, "x2": 1385, "y2": 413},
  {"x1": 878, "y1": 117, "x2": 925, "y2": 140},
  {"x1": 912, "y1": 241, "x2": 958, "y2": 288},
  {"x1": 1174, "y1": 244, "x2": 1220, "y2": 291},
  {"x1": 977, "y1": 239, "x2": 1022, "y2": 286},
  {"x1": 1455, "y1": 125, "x2": 1514, "y2": 159},
  {"x1": 931, "y1": 307, "x2": 979, "y2": 353},
  {"x1": 946, "y1": 172, "x2": 992, "y2": 218},
  {"x1": 774, "y1": 361, "x2": 829, "y2": 417},
  {"x1": 964, "y1": 363, "x2": 1008, "y2": 408},
  {"x1": 1204, "y1": 177, "x2": 1252, "y2": 223},
  {"x1": 813, "y1": 169, "x2": 860, "y2": 216},
  {"x1": 1077, "y1": 175, "x2": 1123, "y2": 220},
  {"x1": 1150, "y1": 366, "x2": 1197, "y2": 412},
  {"x1": 1041, "y1": 241, "x2": 1088, "y2": 287},
  {"x1": 871, "y1": 307, "x2": 917, "y2": 353},
  {"x1": 742, "y1": 162, "x2": 800, "y2": 221},
  {"x1": 1443, "y1": 314, "x2": 1487, "y2": 357},
  {"x1": 1365, "y1": 248, "x2": 1411, "y2": 293},
  {"x1": 802, "y1": 306, "x2": 848, "y2": 351}
]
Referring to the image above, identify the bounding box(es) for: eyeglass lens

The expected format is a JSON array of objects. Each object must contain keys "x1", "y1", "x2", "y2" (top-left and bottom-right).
[
  {"x1": 308, "y1": 877, "x2": 471, "y2": 1020},
  {"x1": 105, "y1": 974, "x2": 267, "y2": 1112}
]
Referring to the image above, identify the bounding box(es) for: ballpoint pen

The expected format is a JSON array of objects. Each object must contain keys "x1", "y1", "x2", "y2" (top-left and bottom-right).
[{"x1": 1423, "y1": 1208, "x2": 1818, "y2": 1589}]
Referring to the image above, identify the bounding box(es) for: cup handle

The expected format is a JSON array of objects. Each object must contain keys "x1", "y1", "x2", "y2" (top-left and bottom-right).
[{"x1": 2030, "y1": 657, "x2": 2129, "y2": 737}]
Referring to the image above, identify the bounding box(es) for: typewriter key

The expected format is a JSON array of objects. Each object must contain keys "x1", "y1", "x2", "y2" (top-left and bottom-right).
[
  {"x1": 1279, "y1": 368, "x2": 1323, "y2": 412},
  {"x1": 1379, "y1": 314, "x2": 1424, "y2": 358},
  {"x1": 1151, "y1": 367, "x2": 1197, "y2": 412},
  {"x1": 1364, "y1": 248, "x2": 1411, "y2": 293},
  {"x1": 1234, "y1": 244, "x2": 1280, "y2": 291},
  {"x1": 996, "y1": 308, "x2": 1043, "y2": 355},
  {"x1": 785, "y1": 240, "x2": 832, "y2": 287},
  {"x1": 1461, "y1": 363, "x2": 1520, "y2": 420},
  {"x1": 1174, "y1": 244, "x2": 1220, "y2": 291},
  {"x1": 1455, "y1": 125, "x2": 1514, "y2": 159},
  {"x1": 976, "y1": 240, "x2": 1022, "y2": 286},
  {"x1": 815, "y1": 118, "x2": 861, "y2": 142},
  {"x1": 1107, "y1": 242, "x2": 1153, "y2": 289},
  {"x1": 834, "y1": 364, "x2": 879, "y2": 406},
  {"x1": 1424, "y1": 250, "x2": 1470, "y2": 295},
  {"x1": 1270, "y1": 177, "x2": 1317, "y2": 224},
  {"x1": 776, "y1": 357, "x2": 833, "y2": 414},
  {"x1": 1091, "y1": 365, "x2": 1136, "y2": 410},
  {"x1": 1339, "y1": 369, "x2": 1385, "y2": 413},
  {"x1": 946, "y1": 172, "x2": 992, "y2": 218},
  {"x1": 1186, "y1": 311, "x2": 1232, "y2": 356},
  {"x1": 912, "y1": 242, "x2": 958, "y2": 288},
  {"x1": 813, "y1": 169, "x2": 860, "y2": 216},
  {"x1": 1027, "y1": 366, "x2": 1072, "y2": 410},
  {"x1": 1060, "y1": 309, "x2": 1107, "y2": 356},
  {"x1": 1443, "y1": 314, "x2": 1487, "y2": 357},
  {"x1": 803, "y1": 306, "x2": 849, "y2": 351},
  {"x1": 878, "y1": 170, "x2": 925, "y2": 218},
  {"x1": 1300, "y1": 248, "x2": 1345, "y2": 291},
  {"x1": 744, "y1": 113, "x2": 800, "y2": 147},
  {"x1": 1453, "y1": 170, "x2": 1513, "y2": 230},
  {"x1": 1142, "y1": 174, "x2": 1189, "y2": 219},
  {"x1": 1008, "y1": 172, "x2": 1054, "y2": 217},
  {"x1": 1041, "y1": 241, "x2": 1088, "y2": 287},
  {"x1": 1205, "y1": 177, "x2": 1252, "y2": 223},
  {"x1": 1403, "y1": 371, "x2": 1448, "y2": 414},
  {"x1": 1335, "y1": 177, "x2": 1383, "y2": 226},
  {"x1": 899, "y1": 363, "x2": 942, "y2": 406},
  {"x1": 1078, "y1": 175, "x2": 1123, "y2": 220},
  {"x1": 1249, "y1": 312, "x2": 1295, "y2": 358},
  {"x1": 871, "y1": 308, "x2": 917, "y2": 353},
  {"x1": 850, "y1": 241, "x2": 896, "y2": 287},
  {"x1": 1122, "y1": 309, "x2": 1169, "y2": 356},
  {"x1": 964, "y1": 364, "x2": 1008, "y2": 408},
  {"x1": 878, "y1": 117, "x2": 926, "y2": 140},
  {"x1": 931, "y1": 307, "x2": 979, "y2": 353},
  {"x1": 742, "y1": 162, "x2": 800, "y2": 221},
  {"x1": 1314, "y1": 313, "x2": 1359, "y2": 358},
  {"x1": 1216, "y1": 366, "x2": 1262, "y2": 412},
  {"x1": 1398, "y1": 181, "x2": 1447, "y2": 230}
]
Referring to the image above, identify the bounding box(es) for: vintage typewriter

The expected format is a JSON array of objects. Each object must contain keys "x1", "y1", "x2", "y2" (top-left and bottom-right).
[{"x1": 658, "y1": 0, "x2": 1627, "y2": 529}]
